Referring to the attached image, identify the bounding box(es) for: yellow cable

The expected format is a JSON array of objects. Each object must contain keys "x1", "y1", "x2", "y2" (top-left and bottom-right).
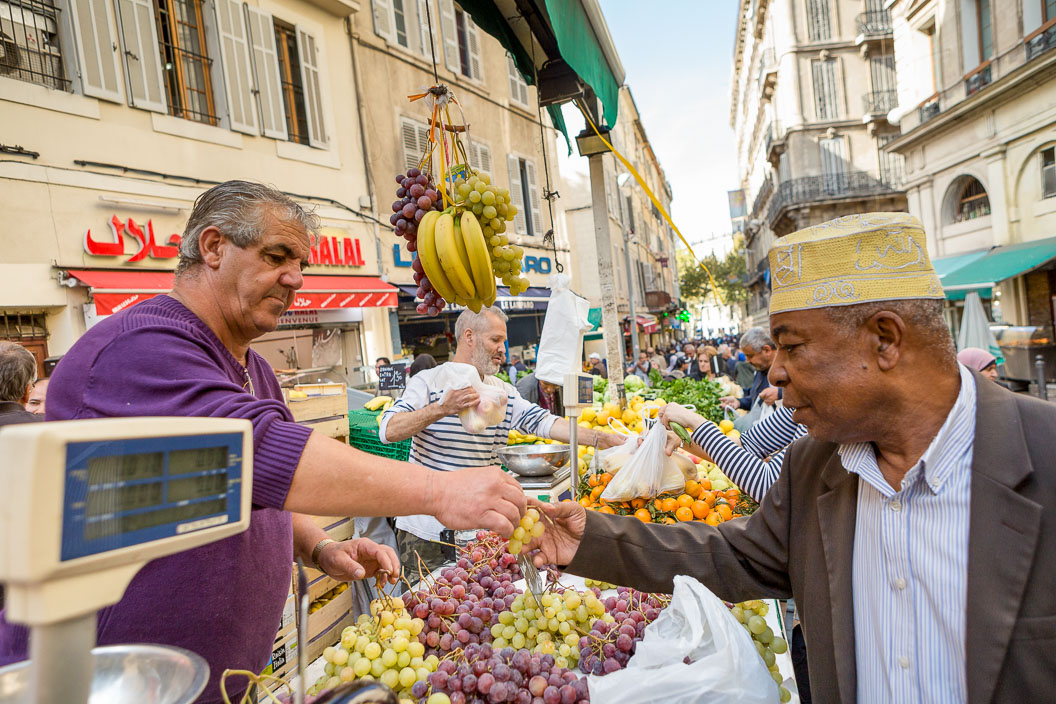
[{"x1": 579, "y1": 108, "x2": 725, "y2": 305}]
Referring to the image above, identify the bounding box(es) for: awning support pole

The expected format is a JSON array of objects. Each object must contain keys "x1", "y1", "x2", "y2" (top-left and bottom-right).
[{"x1": 588, "y1": 153, "x2": 625, "y2": 406}]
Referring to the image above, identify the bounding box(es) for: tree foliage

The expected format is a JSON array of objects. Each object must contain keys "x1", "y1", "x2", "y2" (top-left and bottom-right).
[{"x1": 678, "y1": 242, "x2": 747, "y2": 304}]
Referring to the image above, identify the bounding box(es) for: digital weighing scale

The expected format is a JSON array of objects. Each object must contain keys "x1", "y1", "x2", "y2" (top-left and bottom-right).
[
  {"x1": 0, "y1": 417, "x2": 254, "y2": 704},
  {"x1": 514, "y1": 466, "x2": 571, "y2": 503}
]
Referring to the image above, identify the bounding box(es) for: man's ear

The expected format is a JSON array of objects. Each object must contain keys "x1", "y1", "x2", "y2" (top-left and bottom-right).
[
  {"x1": 197, "y1": 226, "x2": 225, "y2": 269},
  {"x1": 866, "y1": 311, "x2": 905, "y2": 372}
]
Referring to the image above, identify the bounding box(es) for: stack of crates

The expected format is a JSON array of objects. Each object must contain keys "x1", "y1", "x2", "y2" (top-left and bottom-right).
[{"x1": 348, "y1": 409, "x2": 411, "y2": 461}]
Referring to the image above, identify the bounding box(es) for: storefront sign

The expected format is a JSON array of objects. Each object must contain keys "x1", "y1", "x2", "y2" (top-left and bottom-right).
[
  {"x1": 278, "y1": 308, "x2": 363, "y2": 327},
  {"x1": 310, "y1": 235, "x2": 366, "y2": 267},
  {"x1": 393, "y1": 246, "x2": 553, "y2": 277},
  {"x1": 289, "y1": 291, "x2": 396, "y2": 310},
  {"x1": 377, "y1": 364, "x2": 406, "y2": 391},
  {"x1": 523, "y1": 256, "x2": 552, "y2": 274},
  {"x1": 84, "y1": 215, "x2": 181, "y2": 262},
  {"x1": 393, "y1": 244, "x2": 416, "y2": 267}
]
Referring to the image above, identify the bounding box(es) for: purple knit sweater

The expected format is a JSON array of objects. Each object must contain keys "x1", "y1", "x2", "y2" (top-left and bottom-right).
[{"x1": 0, "y1": 295, "x2": 313, "y2": 703}]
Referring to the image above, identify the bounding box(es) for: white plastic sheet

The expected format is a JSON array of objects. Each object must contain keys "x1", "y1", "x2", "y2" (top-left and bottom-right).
[{"x1": 534, "y1": 274, "x2": 592, "y2": 385}]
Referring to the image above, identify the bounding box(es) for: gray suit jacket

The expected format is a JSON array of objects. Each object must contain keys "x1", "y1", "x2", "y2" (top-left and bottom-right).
[{"x1": 567, "y1": 372, "x2": 1056, "y2": 703}]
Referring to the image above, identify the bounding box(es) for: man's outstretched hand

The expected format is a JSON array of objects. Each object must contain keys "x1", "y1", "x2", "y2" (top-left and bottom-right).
[
  {"x1": 522, "y1": 498, "x2": 587, "y2": 568},
  {"x1": 317, "y1": 537, "x2": 400, "y2": 583}
]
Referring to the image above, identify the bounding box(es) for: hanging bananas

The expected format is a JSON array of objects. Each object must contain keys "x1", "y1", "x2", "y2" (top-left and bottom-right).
[{"x1": 421, "y1": 208, "x2": 504, "y2": 311}]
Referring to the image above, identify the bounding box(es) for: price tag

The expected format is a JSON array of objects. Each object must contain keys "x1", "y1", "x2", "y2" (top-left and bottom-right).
[{"x1": 377, "y1": 364, "x2": 406, "y2": 391}]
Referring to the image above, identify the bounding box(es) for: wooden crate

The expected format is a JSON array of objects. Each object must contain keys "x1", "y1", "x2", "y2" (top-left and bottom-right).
[
  {"x1": 287, "y1": 393, "x2": 347, "y2": 423},
  {"x1": 301, "y1": 416, "x2": 348, "y2": 441}
]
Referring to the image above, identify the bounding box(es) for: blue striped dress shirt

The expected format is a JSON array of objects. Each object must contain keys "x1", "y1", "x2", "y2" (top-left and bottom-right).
[{"x1": 839, "y1": 364, "x2": 976, "y2": 703}]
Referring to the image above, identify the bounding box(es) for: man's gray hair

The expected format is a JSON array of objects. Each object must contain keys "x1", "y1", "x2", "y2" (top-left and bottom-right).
[
  {"x1": 825, "y1": 298, "x2": 956, "y2": 370},
  {"x1": 176, "y1": 180, "x2": 319, "y2": 276},
  {"x1": 454, "y1": 306, "x2": 508, "y2": 344},
  {"x1": 0, "y1": 341, "x2": 36, "y2": 403},
  {"x1": 740, "y1": 327, "x2": 774, "y2": 352}
]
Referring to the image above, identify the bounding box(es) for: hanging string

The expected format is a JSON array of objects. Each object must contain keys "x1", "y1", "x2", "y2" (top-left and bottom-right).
[
  {"x1": 525, "y1": 23, "x2": 563, "y2": 272},
  {"x1": 423, "y1": 0, "x2": 440, "y2": 85}
]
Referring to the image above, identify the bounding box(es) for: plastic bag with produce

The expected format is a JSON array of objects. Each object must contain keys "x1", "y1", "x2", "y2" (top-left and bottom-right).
[
  {"x1": 600, "y1": 424, "x2": 684, "y2": 501},
  {"x1": 432, "y1": 362, "x2": 509, "y2": 433},
  {"x1": 587, "y1": 576, "x2": 779, "y2": 704},
  {"x1": 596, "y1": 429, "x2": 639, "y2": 474}
]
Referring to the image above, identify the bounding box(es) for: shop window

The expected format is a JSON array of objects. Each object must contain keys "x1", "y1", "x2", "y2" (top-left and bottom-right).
[
  {"x1": 954, "y1": 177, "x2": 991, "y2": 222},
  {"x1": 274, "y1": 21, "x2": 309, "y2": 146},
  {"x1": 1043, "y1": 147, "x2": 1056, "y2": 199},
  {"x1": 0, "y1": 312, "x2": 48, "y2": 379},
  {"x1": 0, "y1": 0, "x2": 69, "y2": 90},
  {"x1": 806, "y1": 0, "x2": 831, "y2": 42}
]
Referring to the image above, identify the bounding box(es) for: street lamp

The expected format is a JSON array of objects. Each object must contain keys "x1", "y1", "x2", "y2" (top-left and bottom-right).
[{"x1": 616, "y1": 172, "x2": 640, "y2": 368}]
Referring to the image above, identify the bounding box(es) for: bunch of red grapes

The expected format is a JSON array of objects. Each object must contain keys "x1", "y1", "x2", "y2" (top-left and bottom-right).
[{"x1": 390, "y1": 167, "x2": 446, "y2": 316}]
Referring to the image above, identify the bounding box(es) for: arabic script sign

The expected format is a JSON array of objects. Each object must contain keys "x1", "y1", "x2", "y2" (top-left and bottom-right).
[{"x1": 84, "y1": 215, "x2": 181, "y2": 262}]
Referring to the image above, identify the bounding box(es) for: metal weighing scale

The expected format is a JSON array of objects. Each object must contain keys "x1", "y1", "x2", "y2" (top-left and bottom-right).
[{"x1": 0, "y1": 417, "x2": 254, "y2": 704}]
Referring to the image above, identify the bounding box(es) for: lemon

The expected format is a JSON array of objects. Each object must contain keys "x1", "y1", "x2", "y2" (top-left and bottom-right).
[
  {"x1": 595, "y1": 410, "x2": 610, "y2": 425},
  {"x1": 719, "y1": 419, "x2": 735, "y2": 434},
  {"x1": 622, "y1": 409, "x2": 638, "y2": 425},
  {"x1": 580, "y1": 408, "x2": 597, "y2": 423}
]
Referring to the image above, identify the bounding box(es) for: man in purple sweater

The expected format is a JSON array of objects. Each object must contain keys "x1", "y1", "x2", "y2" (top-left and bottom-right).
[{"x1": 0, "y1": 181, "x2": 526, "y2": 702}]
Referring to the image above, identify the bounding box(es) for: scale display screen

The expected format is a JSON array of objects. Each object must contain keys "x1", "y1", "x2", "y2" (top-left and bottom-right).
[{"x1": 61, "y1": 433, "x2": 244, "y2": 561}]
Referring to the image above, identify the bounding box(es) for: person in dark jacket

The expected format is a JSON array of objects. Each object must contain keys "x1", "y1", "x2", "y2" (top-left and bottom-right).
[
  {"x1": 0, "y1": 342, "x2": 41, "y2": 429},
  {"x1": 720, "y1": 328, "x2": 781, "y2": 410},
  {"x1": 408, "y1": 354, "x2": 437, "y2": 378}
]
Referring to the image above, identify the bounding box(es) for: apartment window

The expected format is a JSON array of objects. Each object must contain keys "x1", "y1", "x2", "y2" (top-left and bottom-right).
[
  {"x1": 466, "y1": 140, "x2": 492, "y2": 174},
  {"x1": 507, "y1": 54, "x2": 529, "y2": 108},
  {"x1": 819, "y1": 137, "x2": 847, "y2": 194},
  {"x1": 869, "y1": 54, "x2": 896, "y2": 93},
  {"x1": 154, "y1": 0, "x2": 217, "y2": 125},
  {"x1": 806, "y1": 0, "x2": 831, "y2": 41},
  {"x1": 400, "y1": 117, "x2": 431, "y2": 173},
  {"x1": 955, "y1": 178, "x2": 991, "y2": 221},
  {"x1": 439, "y1": 0, "x2": 481, "y2": 80},
  {"x1": 274, "y1": 21, "x2": 309, "y2": 145},
  {"x1": 923, "y1": 21, "x2": 941, "y2": 93},
  {"x1": 508, "y1": 155, "x2": 542, "y2": 236},
  {"x1": 0, "y1": 0, "x2": 69, "y2": 90},
  {"x1": 1042, "y1": 147, "x2": 1056, "y2": 199},
  {"x1": 812, "y1": 59, "x2": 839, "y2": 120},
  {"x1": 876, "y1": 134, "x2": 905, "y2": 187},
  {"x1": 977, "y1": 0, "x2": 992, "y2": 60},
  {"x1": 392, "y1": 0, "x2": 409, "y2": 47},
  {"x1": 1047, "y1": 0, "x2": 1056, "y2": 22},
  {"x1": 371, "y1": 0, "x2": 430, "y2": 57},
  {"x1": 625, "y1": 195, "x2": 635, "y2": 233}
]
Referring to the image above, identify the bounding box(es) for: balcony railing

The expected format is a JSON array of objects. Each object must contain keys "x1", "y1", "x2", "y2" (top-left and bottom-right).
[
  {"x1": 767, "y1": 172, "x2": 901, "y2": 224},
  {"x1": 863, "y1": 90, "x2": 898, "y2": 115},
  {"x1": 964, "y1": 63, "x2": 993, "y2": 97},
  {"x1": 1027, "y1": 22, "x2": 1056, "y2": 61},
  {"x1": 752, "y1": 174, "x2": 774, "y2": 219},
  {"x1": 856, "y1": 10, "x2": 892, "y2": 37},
  {"x1": 918, "y1": 96, "x2": 941, "y2": 124}
]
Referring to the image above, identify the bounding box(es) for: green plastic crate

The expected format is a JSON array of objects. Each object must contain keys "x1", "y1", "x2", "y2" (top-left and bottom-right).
[{"x1": 348, "y1": 409, "x2": 411, "y2": 462}]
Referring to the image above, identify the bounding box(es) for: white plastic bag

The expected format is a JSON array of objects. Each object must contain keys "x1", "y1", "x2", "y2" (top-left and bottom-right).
[
  {"x1": 588, "y1": 576, "x2": 778, "y2": 704},
  {"x1": 534, "y1": 274, "x2": 592, "y2": 384},
  {"x1": 431, "y1": 362, "x2": 509, "y2": 433},
  {"x1": 596, "y1": 429, "x2": 639, "y2": 474},
  {"x1": 601, "y1": 424, "x2": 684, "y2": 501}
]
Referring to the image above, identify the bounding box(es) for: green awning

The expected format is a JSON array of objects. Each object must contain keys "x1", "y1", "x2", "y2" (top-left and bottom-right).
[
  {"x1": 941, "y1": 236, "x2": 1056, "y2": 298},
  {"x1": 587, "y1": 307, "x2": 603, "y2": 330},
  {"x1": 933, "y1": 250, "x2": 991, "y2": 300},
  {"x1": 542, "y1": 0, "x2": 620, "y2": 128},
  {"x1": 584, "y1": 331, "x2": 604, "y2": 341}
]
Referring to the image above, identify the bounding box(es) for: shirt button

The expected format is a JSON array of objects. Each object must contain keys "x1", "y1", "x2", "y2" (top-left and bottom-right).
[
  {"x1": 898, "y1": 656, "x2": 910, "y2": 669},
  {"x1": 894, "y1": 578, "x2": 906, "y2": 590},
  {"x1": 890, "y1": 500, "x2": 902, "y2": 512}
]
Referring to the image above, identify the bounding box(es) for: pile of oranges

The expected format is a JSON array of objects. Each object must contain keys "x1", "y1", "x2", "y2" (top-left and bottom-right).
[{"x1": 574, "y1": 472, "x2": 744, "y2": 525}]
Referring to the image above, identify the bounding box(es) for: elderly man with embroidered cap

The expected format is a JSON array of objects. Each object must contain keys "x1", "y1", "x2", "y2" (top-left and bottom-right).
[{"x1": 524, "y1": 213, "x2": 1056, "y2": 703}]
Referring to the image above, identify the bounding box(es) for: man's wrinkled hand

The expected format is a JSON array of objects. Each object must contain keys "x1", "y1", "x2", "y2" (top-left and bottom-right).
[
  {"x1": 317, "y1": 538, "x2": 400, "y2": 583},
  {"x1": 758, "y1": 386, "x2": 780, "y2": 405},
  {"x1": 432, "y1": 466, "x2": 526, "y2": 537},
  {"x1": 523, "y1": 498, "x2": 586, "y2": 568},
  {"x1": 594, "y1": 430, "x2": 628, "y2": 450},
  {"x1": 719, "y1": 396, "x2": 739, "y2": 409},
  {"x1": 658, "y1": 403, "x2": 705, "y2": 434},
  {"x1": 440, "y1": 387, "x2": 480, "y2": 415}
]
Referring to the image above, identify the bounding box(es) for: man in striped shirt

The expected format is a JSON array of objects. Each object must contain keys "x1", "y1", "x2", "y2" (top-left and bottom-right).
[{"x1": 381, "y1": 306, "x2": 623, "y2": 572}]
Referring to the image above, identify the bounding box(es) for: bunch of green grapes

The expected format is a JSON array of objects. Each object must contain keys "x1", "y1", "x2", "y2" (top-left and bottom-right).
[
  {"x1": 309, "y1": 598, "x2": 439, "y2": 699},
  {"x1": 583, "y1": 578, "x2": 617, "y2": 591},
  {"x1": 489, "y1": 589, "x2": 613, "y2": 671},
  {"x1": 452, "y1": 172, "x2": 531, "y2": 296},
  {"x1": 508, "y1": 507, "x2": 545, "y2": 555},
  {"x1": 729, "y1": 600, "x2": 792, "y2": 702}
]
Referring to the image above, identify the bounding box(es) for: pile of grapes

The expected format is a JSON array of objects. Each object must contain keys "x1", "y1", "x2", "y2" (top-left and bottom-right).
[
  {"x1": 508, "y1": 507, "x2": 545, "y2": 556},
  {"x1": 389, "y1": 168, "x2": 449, "y2": 317},
  {"x1": 413, "y1": 643, "x2": 590, "y2": 704},
  {"x1": 730, "y1": 600, "x2": 792, "y2": 702},
  {"x1": 577, "y1": 588, "x2": 667, "y2": 676}
]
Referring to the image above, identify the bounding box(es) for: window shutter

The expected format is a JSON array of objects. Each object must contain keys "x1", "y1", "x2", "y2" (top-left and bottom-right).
[
  {"x1": 439, "y1": 0, "x2": 459, "y2": 73},
  {"x1": 812, "y1": 59, "x2": 837, "y2": 120},
  {"x1": 524, "y1": 158, "x2": 543, "y2": 237},
  {"x1": 70, "y1": 0, "x2": 123, "y2": 102},
  {"x1": 401, "y1": 118, "x2": 421, "y2": 172},
  {"x1": 115, "y1": 0, "x2": 166, "y2": 113},
  {"x1": 415, "y1": 0, "x2": 432, "y2": 59},
  {"x1": 296, "y1": 26, "x2": 328, "y2": 148},
  {"x1": 466, "y1": 19, "x2": 482, "y2": 80},
  {"x1": 507, "y1": 54, "x2": 528, "y2": 106},
  {"x1": 478, "y1": 143, "x2": 492, "y2": 175},
  {"x1": 214, "y1": 0, "x2": 257, "y2": 134},
  {"x1": 245, "y1": 7, "x2": 286, "y2": 140},
  {"x1": 508, "y1": 155, "x2": 526, "y2": 235},
  {"x1": 372, "y1": 0, "x2": 395, "y2": 42},
  {"x1": 820, "y1": 137, "x2": 847, "y2": 193}
]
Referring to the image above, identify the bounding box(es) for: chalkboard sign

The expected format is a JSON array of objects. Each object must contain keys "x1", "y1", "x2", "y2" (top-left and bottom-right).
[{"x1": 377, "y1": 364, "x2": 406, "y2": 391}]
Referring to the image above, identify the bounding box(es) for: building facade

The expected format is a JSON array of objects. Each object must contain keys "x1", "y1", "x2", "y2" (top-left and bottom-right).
[
  {"x1": 352, "y1": 0, "x2": 571, "y2": 363},
  {"x1": 885, "y1": 0, "x2": 1056, "y2": 332},
  {"x1": 0, "y1": 0, "x2": 401, "y2": 385},
  {"x1": 561, "y1": 87, "x2": 682, "y2": 355},
  {"x1": 730, "y1": 0, "x2": 909, "y2": 326}
]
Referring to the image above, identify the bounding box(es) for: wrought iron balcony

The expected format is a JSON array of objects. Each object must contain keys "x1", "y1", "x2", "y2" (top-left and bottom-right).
[
  {"x1": 751, "y1": 174, "x2": 773, "y2": 219},
  {"x1": 918, "y1": 96, "x2": 941, "y2": 124},
  {"x1": 965, "y1": 64, "x2": 992, "y2": 97},
  {"x1": 863, "y1": 90, "x2": 898, "y2": 115},
  {"x1": 856, "y1": 10, "x2": 892, "y2": 37},
  {"x1": 1027, "y1": 23, "x2": 1056, "y2": 61},
  {"x1": 767, "y1": 172, "x2": 901, "y2": 225}
]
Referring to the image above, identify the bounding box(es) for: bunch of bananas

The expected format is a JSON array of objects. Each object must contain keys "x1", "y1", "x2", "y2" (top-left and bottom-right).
[
  {"x1": 364, "y1": 395, "x2": 395, "y2": 411},
  {"x1": 418, "y1": 209, "x2": 505, "y2": 312}
]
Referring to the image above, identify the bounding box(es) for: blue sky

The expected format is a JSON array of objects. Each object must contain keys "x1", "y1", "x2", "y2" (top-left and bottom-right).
[{"x1": 558, "y1": 0, "x2": 741, "y2": 257}]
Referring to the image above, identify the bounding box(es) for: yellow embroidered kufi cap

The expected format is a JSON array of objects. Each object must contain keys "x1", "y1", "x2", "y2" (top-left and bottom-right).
[{"x1": 767, "y1": 212, "x2": 944, "y2": 315}]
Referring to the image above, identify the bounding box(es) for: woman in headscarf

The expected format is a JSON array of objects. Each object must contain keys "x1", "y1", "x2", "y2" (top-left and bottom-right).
[{"x1": 957, "y1": 347, "x2": 999, "y2": 382}]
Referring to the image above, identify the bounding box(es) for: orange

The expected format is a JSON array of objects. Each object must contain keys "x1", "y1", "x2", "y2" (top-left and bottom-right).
[
  {"x1": 701, "y1": 491, "x2": 717, "y2": 507},
  {"x1": 578, "y1": 496, "x2": 592, "y2": 508},
  {"x1": 630, "y1": 498, "x2": 646, "y2": 509},
  {"x1": 663, "y1": 516, "x2": 677, "y2": 524},
  {"x1": 588, "y1": 475, "x2": 600, "y2": 488},
  {"x1": 716, "y1": 503, "x2": 733, "y2": 521},
  {"x1": 590, "y1": 486, "x2": 604, "y2": 502},
  {"x1": 600, "y1": 473, "x2": 613, "y2": 485},
  {"x1": 660, "y1": 497, "x2": 678, "y2": 513},
  {"x1": 704, "y1": 512, "x2": 722, "y2": 526},
  {"x1": 724, "y1": 489, "x2": 741, "y2": 502},
  {"x1": 676, "y1": 494, "x2": 694, "y2": 508},
  {"x1": 698, "y1": 477, "x2": 712, "y2": 491},
  {"x1": 634, "y1": 508, "x2": 652, "y2": 523},
  {"x1": 691, "y1": 500, "x2": 711, "y2": 520},
  {"x1": 675, "y1": 506, "x2": 693, "y2": 522},
  {"x1": 684, "y1": 480, "x2": 702, "y2": 498},
  {"x1": 599, "y1": 505, "x2": 616, "y2": 514}
]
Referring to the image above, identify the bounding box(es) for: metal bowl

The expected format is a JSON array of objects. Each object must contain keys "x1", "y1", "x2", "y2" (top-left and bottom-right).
[
  {"x1": 0, "y1": 644, "x2": 209, "y2": 704},
  {"x1": 497, "y1": 444, "x2": 571, "y2": 477}
]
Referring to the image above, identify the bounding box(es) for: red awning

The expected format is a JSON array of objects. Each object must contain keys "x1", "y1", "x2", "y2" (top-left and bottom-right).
[{"x1": 66, "y1": 270, "x2": 398, "y2": 315}]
